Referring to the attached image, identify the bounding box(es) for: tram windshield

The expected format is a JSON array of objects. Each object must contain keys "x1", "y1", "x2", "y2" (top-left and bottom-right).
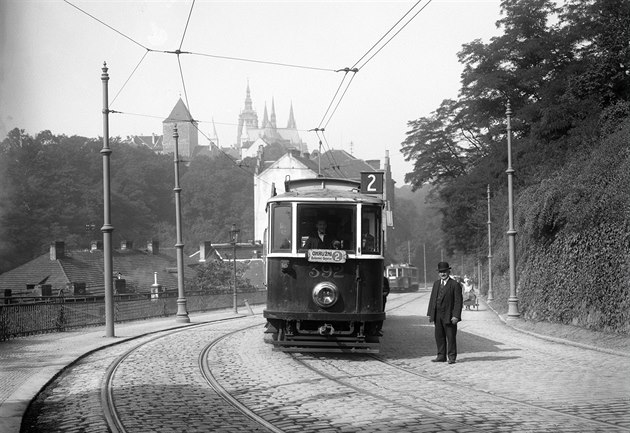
[
  {"x1": 297, "y1": 205, "x2": 355, "y2": 250},
  {"x1": 292, "y1": 204, "x2": 381, "y2": 254}
]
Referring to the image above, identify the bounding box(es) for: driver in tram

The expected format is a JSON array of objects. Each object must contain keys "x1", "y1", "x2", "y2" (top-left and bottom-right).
[{"x1": 303, "y1": 219, "x2": 341, "y2": 249}]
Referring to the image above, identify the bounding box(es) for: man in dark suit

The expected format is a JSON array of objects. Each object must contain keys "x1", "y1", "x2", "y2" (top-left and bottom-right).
[
  {"x1": 426, "y1": 262, "x2": 463, "y2": 364},
  {"x1": 303, "y1": 219, "x2": 340, "y2": 249}
]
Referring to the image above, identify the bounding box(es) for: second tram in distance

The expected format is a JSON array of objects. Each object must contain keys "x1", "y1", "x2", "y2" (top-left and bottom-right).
[
  {"x1": 386, "y1": 263, "x2": 420, "y2": 292},
  {"x1": 263, "y1": 176, "x2": 386, "y2": 353}
]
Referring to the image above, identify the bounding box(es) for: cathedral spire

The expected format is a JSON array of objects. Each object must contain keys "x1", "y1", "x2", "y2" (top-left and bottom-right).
[
  {"x1": 286, "y1": 102, "x2": 296, "y2": 129},
  {"x1": 270, "y1": 97, "x2": 277, "y2": 129},
  {"x1": 262, "y1": 102, "x2": 269, "y2": 128},
  {"x1": 244, "y1": 79, "x2": 253, "y2": 111}
]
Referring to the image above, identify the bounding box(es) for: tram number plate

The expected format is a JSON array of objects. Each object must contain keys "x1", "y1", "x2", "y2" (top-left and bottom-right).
[{"x1": 307, "y1": 249, "x2": 347, "y2": 263}]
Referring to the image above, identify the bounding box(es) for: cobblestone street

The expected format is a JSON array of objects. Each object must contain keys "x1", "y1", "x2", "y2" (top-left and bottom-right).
[{"x1": 9, "y1": 294, "x2": 630, "y2": 432}]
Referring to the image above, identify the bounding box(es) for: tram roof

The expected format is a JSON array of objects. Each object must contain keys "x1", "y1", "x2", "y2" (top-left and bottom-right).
[{"x1": 267, "y1": 177, "x2": 384, "y2": 205}]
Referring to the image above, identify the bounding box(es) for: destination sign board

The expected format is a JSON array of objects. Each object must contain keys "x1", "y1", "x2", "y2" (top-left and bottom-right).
[{"x1": 307, "y1": 249, "x2": 347, "y2": 263}]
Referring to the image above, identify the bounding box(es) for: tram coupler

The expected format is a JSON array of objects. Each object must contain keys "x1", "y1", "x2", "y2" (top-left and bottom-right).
[{"x1": 318, "y1": 323, "x2": 335, "y2": 335}]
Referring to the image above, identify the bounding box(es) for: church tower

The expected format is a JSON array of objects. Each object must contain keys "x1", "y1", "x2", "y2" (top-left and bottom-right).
[
  {"x1": 236, "y1": 81, "x2": 259, "y2": 149},
  {"x1": 162, "y1": 98, "x2": 198, "y2": 159}
]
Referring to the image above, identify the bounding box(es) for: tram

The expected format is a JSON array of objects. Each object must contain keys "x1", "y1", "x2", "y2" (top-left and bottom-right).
[
  {"x1": 385, "y1": 263, "x2": 420, "y2": 292},
  {"x1": 263, "y1": 176, "x2": 386, "y2": 353}
]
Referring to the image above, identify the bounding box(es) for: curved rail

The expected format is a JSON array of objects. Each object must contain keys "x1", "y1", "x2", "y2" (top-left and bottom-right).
[
  {"x1": 198, "y1": 324, "x2": 285, "y2": 433},
  {"x1": 100, "y1": 317, "x2": 250, "y2": 433}
]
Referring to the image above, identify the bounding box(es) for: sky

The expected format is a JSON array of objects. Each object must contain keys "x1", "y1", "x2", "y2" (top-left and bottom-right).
[{"x1": 0, "y1": 0, "x2": 504, "y2": 184}]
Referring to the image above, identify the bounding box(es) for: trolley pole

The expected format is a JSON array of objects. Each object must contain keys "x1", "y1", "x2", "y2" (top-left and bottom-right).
[
  {"x1": 101, "y1": 62, "x2": 115, "y2": 337},
  {"x1": 505, "y1": 101, "x2": 520, "y2": 317},
  {"x1": 486, "y1": 184, "x2": 494, "y2": 301},
  {"x1": 173, "y1": 125, "x2": 190, "y2": 323}
]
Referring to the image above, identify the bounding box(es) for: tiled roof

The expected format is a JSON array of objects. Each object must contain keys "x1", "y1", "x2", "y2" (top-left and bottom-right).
[
  {"x1": 319, "y1": 149, "x2": 378, "y2": 180},
  {"x1": 0, "y1": 246, "x2": 197, "y2": 298},
  {"x1": 164, "y1": 98, "x2": 194, "y2": 122}
]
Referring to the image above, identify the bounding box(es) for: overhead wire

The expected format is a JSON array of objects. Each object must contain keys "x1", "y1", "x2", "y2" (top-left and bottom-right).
[
  {"x1": 176, "y1": 55, "x2": 192, "y2": 115},
  {"x1": 189, "y1": 51, "x2": 335, "y2": 72},
  {"x1": 63, "y1": 0, "x2": 151, "y2": 52},
  {"x1": 312, "y1": 0, "x2": 432, "y2": 135},
  {"x1": 179, "y1": 0, "x2": 196, "y2": 51},
  {"x1": 354, "y1": 0, "x2": 433, "y2": 71},
  {"x1": 350, "y1": 0, "x2": 429, "y2": 70},
  {"x1": 111, "y1": 51, "x2": 150, "y2": 106},
  {"x1": 64, "y1": 0, "x2": 432, "y2": 180}
]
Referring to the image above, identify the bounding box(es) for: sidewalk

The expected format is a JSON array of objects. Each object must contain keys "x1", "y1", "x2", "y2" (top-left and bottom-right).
[
  {"x1": 0, "y1": 307, "x2": 263, "y2": 433},
  {"x1": 486, "y1": 300, "x2": 630, "y2": 357}
]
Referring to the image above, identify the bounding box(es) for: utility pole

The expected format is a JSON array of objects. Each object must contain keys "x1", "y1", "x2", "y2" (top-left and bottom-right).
[
  {"x1": 505, "y1": 101, "x2": 519, "y2": 317},
  {"x1": 101, "y1": 62, "x2": 114, "y2": 337},
  {"x1": 487, "y1": 184, "x2": 494, "y2": 301},
  {"x1": 173, "y1": 125, "x2": 190, "y2": 323}
]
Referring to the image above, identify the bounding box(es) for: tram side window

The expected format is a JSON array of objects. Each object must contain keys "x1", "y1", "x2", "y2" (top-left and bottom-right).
[
  {"x1": 271, "y1": 205, "x2": 292, "y2": 252},
  {"x1": 361, "y1": 206, "x2": 381, "y2": 254}
]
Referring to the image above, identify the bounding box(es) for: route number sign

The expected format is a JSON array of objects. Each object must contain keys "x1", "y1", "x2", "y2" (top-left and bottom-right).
[{"x1": 360, "y1": 172, "x2": 384, "y2": 194}]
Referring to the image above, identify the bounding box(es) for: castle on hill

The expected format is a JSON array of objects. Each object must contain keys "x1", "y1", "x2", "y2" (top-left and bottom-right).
[{"x1": 126, "y1": 82, "x2": 307, "y2": 161}]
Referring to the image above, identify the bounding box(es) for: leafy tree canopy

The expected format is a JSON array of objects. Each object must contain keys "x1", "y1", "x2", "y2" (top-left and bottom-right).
[{"x1": 401, "y1": 0, "x2": 630, "y2": 254}]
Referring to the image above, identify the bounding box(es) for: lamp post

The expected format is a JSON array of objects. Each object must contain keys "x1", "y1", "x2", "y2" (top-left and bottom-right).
[
  {"x1": 423, "y1": 243, "x2": 427, "y2": 291},
  {"x1": 173, "y1": 125, "x2": 190, "y2": 323},
  {"x1": 101, "y1": 63, "x2": 115, "y2": 337},
  {"x1": 486, "y1": 184, "x2": 494, "y2": 301},
  {"x1": 505, "y1": 101, "x2": 520, "y2": 317},
  {"x1": 230, "y1": 224, "x2": 240, "y2": 314}
]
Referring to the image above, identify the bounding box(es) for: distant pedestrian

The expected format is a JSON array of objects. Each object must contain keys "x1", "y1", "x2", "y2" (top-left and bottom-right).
[{"x1": 426, "y1": 262, "x2": 463, "y2": 364}]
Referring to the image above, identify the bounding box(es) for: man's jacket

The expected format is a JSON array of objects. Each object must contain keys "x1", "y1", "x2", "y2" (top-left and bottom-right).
[{"x1": 427, "y1": 277, "x2": 463, "y2": 323}]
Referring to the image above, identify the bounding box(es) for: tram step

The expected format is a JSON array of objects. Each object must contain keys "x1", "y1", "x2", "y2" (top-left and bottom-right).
[{"x1": 272, "y1": 338, "x2": 380, "y2": 353}]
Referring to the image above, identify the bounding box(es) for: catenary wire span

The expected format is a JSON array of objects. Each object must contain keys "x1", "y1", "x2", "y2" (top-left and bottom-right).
[{"x1": 64, "y1": 0, "x2": 432, "y2": 175}]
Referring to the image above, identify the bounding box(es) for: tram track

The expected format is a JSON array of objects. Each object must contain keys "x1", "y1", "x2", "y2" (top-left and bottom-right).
[
  {"x1": 101, "y1": 320, "x2": 215, "y2": 433},
  {"x1": 284, "y1": 291, "x2": 629, "y2": 433},
  {"x1": 100, "y1": 316, "x2": 272, "y2": 433},
  {"x1": 198, "y1": 325, "x2": 284, "y2": 433},
  {"x1": 291, "y1": 349, "x2": 628, "y2": 432},
  {"x1": 22, "y1": 294, "x2": 627, "y2": 433},
  {"x1": 368, "y1": 353, "x2": 629, "y2": 431},
  {"x1": 379, "y1": 293, "x2": 629, "y2": 431}
]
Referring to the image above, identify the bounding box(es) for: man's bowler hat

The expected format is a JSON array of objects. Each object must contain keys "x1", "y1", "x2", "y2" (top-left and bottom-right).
[{"x1": 437, "y1": 262, "x2": 451, "y2": 272}]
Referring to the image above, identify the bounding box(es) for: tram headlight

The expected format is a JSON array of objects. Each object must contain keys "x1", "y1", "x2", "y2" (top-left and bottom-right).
[{"x1": 312, "y1": 282, "x2": 339, "y2": 308}]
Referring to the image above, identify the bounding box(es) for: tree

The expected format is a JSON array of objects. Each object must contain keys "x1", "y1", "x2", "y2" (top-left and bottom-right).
[{"x1": 401, "y1": 0, "x2": 630, "y2": 253}]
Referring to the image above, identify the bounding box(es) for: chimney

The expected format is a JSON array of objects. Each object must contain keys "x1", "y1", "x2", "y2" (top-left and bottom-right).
[
  {"x1": 366, "y1": 159, "x2": 381, "y2": 170},
  {"x1": 147, "y1": 239, "x2": 159, "y2": 255},
  {"x1": 90, "y1": 240, "x2": 103, "y2": 252},
  {"x1": 199, "y1": 241, "x2": 213, "y2": 262},
  {"x1": 121, "y1": 240, "x2": 133, "y2": 250},
  {"x1": 50, "y1": 241, "x2": 65, "y2": 260}
]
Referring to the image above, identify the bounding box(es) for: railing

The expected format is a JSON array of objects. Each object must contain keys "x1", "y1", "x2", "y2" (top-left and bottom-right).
[{"x1": 0, "y1": 289, "x2": 267, "y2": 341}]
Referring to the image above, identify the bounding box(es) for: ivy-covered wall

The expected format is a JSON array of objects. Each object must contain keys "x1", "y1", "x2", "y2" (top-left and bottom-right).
[{"x1": 489, "y1": 121, "x2": 630, "y2": 334}]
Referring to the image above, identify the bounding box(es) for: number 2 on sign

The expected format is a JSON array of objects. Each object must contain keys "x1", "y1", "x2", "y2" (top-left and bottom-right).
[{"x1": 366, "y1": 174, "x2": 376, "y2": 191}]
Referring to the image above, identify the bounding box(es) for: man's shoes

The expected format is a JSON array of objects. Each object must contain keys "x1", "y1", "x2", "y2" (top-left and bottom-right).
[
  {"x1": 447, "y1": 359, "x2": 456, "y2": 364},
  {"x1": 431, "y1": 357, "x2": 446, "y2": 362}
]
